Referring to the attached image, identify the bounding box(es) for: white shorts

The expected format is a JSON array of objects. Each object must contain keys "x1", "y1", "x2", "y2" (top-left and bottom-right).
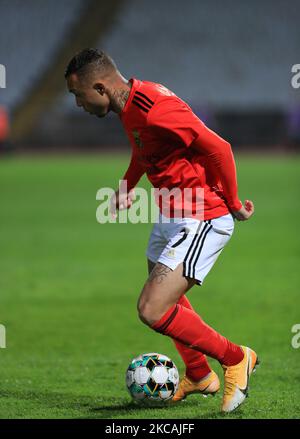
[{"x1": 146, "y1": 212, "x2": 235, "y2": 286}]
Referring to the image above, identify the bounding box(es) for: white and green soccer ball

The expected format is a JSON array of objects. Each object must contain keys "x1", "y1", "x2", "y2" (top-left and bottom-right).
[{"x1": 126, "y1": 352, "x2": 179, "y2": 405}]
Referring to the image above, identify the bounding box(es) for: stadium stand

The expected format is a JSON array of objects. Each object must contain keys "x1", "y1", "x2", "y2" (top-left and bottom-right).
[
  {"x1": 0, "y1": 0, "x2": 85, "y2": 110},
  {"x1": 58, "y1": 0, "x2": 300, "y2": 148},
  {"x1": 62, "y1": 0, "x2": 300, "y2": 110},
  {"x1": 0, "y1": 0, "x2": 299, "y2": 147}
]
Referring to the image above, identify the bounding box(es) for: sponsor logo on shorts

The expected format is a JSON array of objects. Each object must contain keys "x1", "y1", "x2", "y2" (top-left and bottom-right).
[{"x1": 165, "y1": 249, "x2": 176, "y2": 259}]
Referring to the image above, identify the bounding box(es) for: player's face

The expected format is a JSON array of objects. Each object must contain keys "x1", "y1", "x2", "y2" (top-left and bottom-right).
[{"x1": 67, "y1": 74, "x2": 111, "y2": 118}]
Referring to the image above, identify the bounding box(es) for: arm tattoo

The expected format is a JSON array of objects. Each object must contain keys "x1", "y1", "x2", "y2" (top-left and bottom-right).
[{"x1": 148, "y1": 263, "x2": 172, "y2": 284}]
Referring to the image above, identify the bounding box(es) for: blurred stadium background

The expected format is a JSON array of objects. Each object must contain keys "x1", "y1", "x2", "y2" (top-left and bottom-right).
[
  {"x1": 0, "y1": 0, "x2": 299, "y2": 419},
  {"x1": 1, "y1": 0, "x2": 300, "y2": 151}
]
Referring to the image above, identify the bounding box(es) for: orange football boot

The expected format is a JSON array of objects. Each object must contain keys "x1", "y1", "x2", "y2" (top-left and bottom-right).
[
  {"x1": 222, "y1": 345, "x2": 259, "y2": 413},
  {"x1": 172, "y1": 370, "x2": 220, "y2": 402}
]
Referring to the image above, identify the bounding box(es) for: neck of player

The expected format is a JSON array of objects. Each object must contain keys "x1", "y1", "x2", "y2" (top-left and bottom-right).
[{"x1": 110, "y1": 74, "x2": 132, "y2": 114}]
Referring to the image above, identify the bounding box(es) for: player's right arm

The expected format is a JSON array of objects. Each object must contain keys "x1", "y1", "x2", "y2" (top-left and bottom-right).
[
  {"x1": 122, "y1": 150, "x2": 145, "y2": 193},
  {"x1": 110, "y1": 151, "x2": 145, "y2": 218}
]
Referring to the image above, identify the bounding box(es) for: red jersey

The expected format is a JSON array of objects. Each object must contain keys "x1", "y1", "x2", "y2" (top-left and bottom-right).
[{"x1": 119, "y1": 78, "x2": 242, "y2": 220}]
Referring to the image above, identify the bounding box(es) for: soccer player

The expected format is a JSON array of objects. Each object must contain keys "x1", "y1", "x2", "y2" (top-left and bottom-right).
[{"x1": 65, "y1": 49, "x2": 259, "y2": 413}]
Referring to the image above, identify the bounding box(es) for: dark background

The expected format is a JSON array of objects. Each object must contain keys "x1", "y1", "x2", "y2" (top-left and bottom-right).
[{"x1": 0, "y1": 0, "x2": 300, "y2": 151}]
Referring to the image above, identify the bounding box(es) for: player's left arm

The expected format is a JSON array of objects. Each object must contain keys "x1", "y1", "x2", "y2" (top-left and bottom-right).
[
  {"x1": 190, "y1": 125, "x2": 254, "y2": 221},
  {"x1": 147, "y1": 96, "x2": 254, "y2": 221}
]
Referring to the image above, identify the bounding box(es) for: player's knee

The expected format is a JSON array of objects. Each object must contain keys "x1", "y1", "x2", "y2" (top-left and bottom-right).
[{"x1": 137, "y1": 300, "x2": 158, "y2": 327}]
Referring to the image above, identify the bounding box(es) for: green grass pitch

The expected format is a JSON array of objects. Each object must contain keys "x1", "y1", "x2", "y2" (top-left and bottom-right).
[{"x1": 0, "y1": 153, "x2": 299, "y2": 419}]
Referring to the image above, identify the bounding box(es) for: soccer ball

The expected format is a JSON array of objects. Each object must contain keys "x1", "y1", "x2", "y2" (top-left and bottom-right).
[{"x1": 126, "y1": 352, "x2": 179, "y2": 405}]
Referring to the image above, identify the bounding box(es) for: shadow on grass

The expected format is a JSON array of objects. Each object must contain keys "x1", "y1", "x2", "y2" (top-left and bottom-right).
[
  {"x1": 0, "y1": 389, "x2": 174, "y2": 417},
  {"x1": 0, "y1": 388, "x2": 226, "y2": 419}
]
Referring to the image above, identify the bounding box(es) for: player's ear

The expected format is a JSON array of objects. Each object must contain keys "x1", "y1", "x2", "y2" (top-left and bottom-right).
[{"x1": 94, "y1": 83, "x2": 105, "y2": 95}]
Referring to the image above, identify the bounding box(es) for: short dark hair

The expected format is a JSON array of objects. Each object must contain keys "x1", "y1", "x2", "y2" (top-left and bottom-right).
[{"x1": 64, "y1": 48, "x2": 117, "y2": 79}]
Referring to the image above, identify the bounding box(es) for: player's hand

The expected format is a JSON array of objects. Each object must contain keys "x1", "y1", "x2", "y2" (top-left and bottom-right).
[
  {"x1": 232, "y1": 199, "x2": 254, "y2": 221},
  {"x1": 109, "y1": 189, "x2": 136, "y2": 219}
]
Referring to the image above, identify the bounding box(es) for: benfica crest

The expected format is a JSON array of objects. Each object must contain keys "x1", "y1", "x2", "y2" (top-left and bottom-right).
[{"x1": 132, "y1": 130, "x2": 143, "y2": 148}]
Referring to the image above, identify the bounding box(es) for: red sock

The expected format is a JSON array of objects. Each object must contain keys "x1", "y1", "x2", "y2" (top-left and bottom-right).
[
  {"x1": 174, "y1": 296, "x2": 211, "y2": 381},
  {"x1": 151, "y1": 304, "x2": 244, "y2": 366}
]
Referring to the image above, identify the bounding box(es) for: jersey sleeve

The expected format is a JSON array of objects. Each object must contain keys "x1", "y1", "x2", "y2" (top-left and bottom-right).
[
  {"x1": 122, "y1": 150, "x2": 146, "y2": 192},
  {"x1": 147, "y1": 96, "x2": 205, "y2": 148},
  {"x1": 147, "y1": 96, "x2": 242, "y2": 211},
  {"x1": 191, "y1": 124, "x2": 242, "y2": 211}
]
